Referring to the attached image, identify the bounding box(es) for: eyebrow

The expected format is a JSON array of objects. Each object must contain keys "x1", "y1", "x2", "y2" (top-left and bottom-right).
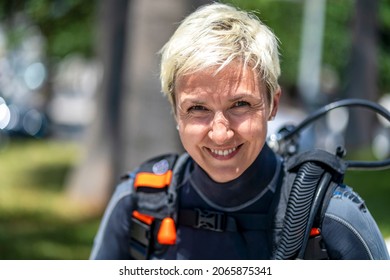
[
  {"x1": 178, "y1": 97, "x2": 207, "y2": 105},
  {"x1": 228, "y1": 93, "x2": 261, "y2": 102}
]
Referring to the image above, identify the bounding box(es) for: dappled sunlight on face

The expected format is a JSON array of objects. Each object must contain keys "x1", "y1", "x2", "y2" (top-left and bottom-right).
[{"x1": 175, "y1": 62, "x2": 271, "y2": 182}]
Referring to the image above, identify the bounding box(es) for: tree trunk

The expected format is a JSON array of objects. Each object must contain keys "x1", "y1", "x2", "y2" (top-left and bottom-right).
[
  {"x1": 65, "y1": 0, "x2": 130, "y2": 210},
  {"x1": 120, "y1": 0, "x2": 187, "y2": 173},
  {"x1": 345, "y1": 0, "x2": 379, "y2": 150}
]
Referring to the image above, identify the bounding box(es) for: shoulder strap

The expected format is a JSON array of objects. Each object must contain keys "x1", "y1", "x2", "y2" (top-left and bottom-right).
[
  {"x1": 131, "y1": 153, "x2": 179, "y2": 218},
  {"x1": 273, "y1": 149, "x2": 347, "y2": 260},
  {"x1": 127, "y1": 153, "x2": 189, "y2": 259}
]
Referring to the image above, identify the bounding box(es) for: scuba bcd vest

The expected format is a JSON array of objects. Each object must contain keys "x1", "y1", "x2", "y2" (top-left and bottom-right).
[{"x1": 126, "y1": 99, "x2": 390, "y2": 260}]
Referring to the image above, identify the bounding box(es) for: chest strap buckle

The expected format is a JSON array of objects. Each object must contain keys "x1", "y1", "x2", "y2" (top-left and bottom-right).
[{"x1": 194, "y1": 208, "x2": 226, "y2": 232}]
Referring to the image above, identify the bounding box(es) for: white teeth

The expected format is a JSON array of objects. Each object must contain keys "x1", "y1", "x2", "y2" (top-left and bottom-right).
[{"x1": 210, "y1": 147, "x2": 236, "y2": 156}]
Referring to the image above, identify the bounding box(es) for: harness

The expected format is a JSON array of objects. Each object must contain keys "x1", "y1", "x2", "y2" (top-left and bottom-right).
[{"x1": 126, "y1": 98, "x2": 390, "y2": 260}]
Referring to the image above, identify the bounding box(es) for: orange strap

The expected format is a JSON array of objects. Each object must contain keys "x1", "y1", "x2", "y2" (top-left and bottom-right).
[
  {"x1": 132, "y1": 210, "x2": 155, "y2": 225},
  {"x1": 134, "y1": 170, "x2": 173, "y2": 189}
]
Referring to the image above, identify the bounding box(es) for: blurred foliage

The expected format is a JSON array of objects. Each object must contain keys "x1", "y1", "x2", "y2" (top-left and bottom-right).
[
  {"x1": 0, "y1": 139, "x2": 100, "y2": 259},
  {"x1": 322, "y1": 0, "x2": 354, "y2": 91},
  {"x1": 0, "y1": 0, "x2": 98, "y2": 59}
]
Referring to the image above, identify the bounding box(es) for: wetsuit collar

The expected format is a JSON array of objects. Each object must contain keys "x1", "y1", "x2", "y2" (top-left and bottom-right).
[{"x1": 190, "y1": 144, "x2": 277, "y2": 208}]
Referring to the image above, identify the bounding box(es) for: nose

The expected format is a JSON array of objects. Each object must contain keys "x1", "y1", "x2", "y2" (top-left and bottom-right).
[{"x1": 208, "y1": 112, "x2": 234, "y2": 145}]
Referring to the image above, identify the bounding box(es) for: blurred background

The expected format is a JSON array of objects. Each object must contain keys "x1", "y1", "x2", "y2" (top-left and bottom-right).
[{"x1": 0, "y1": 0, "x2": 389, "y2": 259}]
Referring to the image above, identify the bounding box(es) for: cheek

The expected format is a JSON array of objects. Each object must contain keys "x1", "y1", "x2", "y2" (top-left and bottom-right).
[
  {"x1": 178, "y1": 122, "x2": 207, "y2": 144},
  {"x1": 234, "y1": 114, "x2": 268, "y2": 139}
]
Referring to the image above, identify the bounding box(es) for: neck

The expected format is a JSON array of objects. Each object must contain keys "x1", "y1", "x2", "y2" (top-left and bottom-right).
[{"x1": 190, "y1": 144, "x2": 277, "y2": 208}]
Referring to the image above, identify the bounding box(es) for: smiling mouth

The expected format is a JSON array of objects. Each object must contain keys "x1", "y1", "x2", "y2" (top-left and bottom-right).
[{"x1": 208, "y1": 144, "x2": 242, "y2": 158}]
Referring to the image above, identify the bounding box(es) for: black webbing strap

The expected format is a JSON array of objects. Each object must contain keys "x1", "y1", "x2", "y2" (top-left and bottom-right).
[{"x1": 178, "y1": 209, "x2": 269, "y2": 232}]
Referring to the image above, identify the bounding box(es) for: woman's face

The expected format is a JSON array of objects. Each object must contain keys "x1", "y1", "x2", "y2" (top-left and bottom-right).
[{"x1": 175, "y1": 62, "x2": 280, "y2": 183}]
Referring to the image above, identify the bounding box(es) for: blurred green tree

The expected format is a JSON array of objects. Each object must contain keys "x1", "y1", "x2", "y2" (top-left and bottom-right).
[
  {"x1": 0, "y1": 0, "x2": 97, "y2": 58},
  {"x1": 0, "y1": 0, "x2": 98, "y2": 108}
]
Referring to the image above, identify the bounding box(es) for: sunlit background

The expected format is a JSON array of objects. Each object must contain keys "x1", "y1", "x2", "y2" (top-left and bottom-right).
[{"x1": 0, "y1": 0, "x2": 389, "y2": 259}]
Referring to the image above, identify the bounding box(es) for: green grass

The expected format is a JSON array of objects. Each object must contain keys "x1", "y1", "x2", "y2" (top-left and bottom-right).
[
  {"x1": 0, "y1": 138, "x2": 101, "y2": 260},
  {"x1": 344, "y1": 170, "x2": 390, "y2": 237},
  {"x1": 343, "y1": 148, "x2": 390, "y2": 238}
]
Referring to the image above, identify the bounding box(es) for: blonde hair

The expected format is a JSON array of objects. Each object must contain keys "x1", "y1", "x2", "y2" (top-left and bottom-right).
[{"x1": 160, "y1": 2, "x2": 281, "y2": 110}]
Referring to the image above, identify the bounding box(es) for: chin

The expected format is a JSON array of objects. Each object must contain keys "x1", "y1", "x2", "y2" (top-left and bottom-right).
[{"x1": 210, "y1": 169, "x2": 243, "y2": 183}]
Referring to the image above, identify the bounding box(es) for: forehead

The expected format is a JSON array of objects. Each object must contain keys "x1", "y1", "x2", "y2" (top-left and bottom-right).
[{"x1": 175, "y1": 63, "x2": 264, "y2": 101}]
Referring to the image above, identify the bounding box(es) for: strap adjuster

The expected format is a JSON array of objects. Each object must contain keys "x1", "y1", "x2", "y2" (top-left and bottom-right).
[
  {"x1": 194, "y1": 208, "x2": 225, "y2": 232},
  {"x1": 130, "y1": 212, "x2": 155, "y2": 260}
]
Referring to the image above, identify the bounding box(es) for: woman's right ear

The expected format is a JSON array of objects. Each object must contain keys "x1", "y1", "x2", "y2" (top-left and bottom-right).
[{"x1": 269, "y1": 87, "x2": 282, "y2": 120}]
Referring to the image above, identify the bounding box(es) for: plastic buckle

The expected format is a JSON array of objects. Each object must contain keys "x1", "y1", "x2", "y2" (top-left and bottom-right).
[
  {"x1": 194, "y1": 208, "x2": 225, "y2": 232},
  {"x1": 303, "y1": 235, "x2": 329, "y2": 260},
  {"x1": 130, "y1": 217, "x2": 154, "y2": 259}
]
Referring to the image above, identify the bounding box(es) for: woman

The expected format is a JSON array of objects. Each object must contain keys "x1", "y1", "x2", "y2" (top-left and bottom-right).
[{"x1": 90, "y1": 2, "x2": 389, "y2": 260}]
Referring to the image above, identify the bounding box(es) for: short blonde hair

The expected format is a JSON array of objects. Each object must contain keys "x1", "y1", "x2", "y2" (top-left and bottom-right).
[{"x1": 160, "y1": 2, "x2": 281, "y2": 110}]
